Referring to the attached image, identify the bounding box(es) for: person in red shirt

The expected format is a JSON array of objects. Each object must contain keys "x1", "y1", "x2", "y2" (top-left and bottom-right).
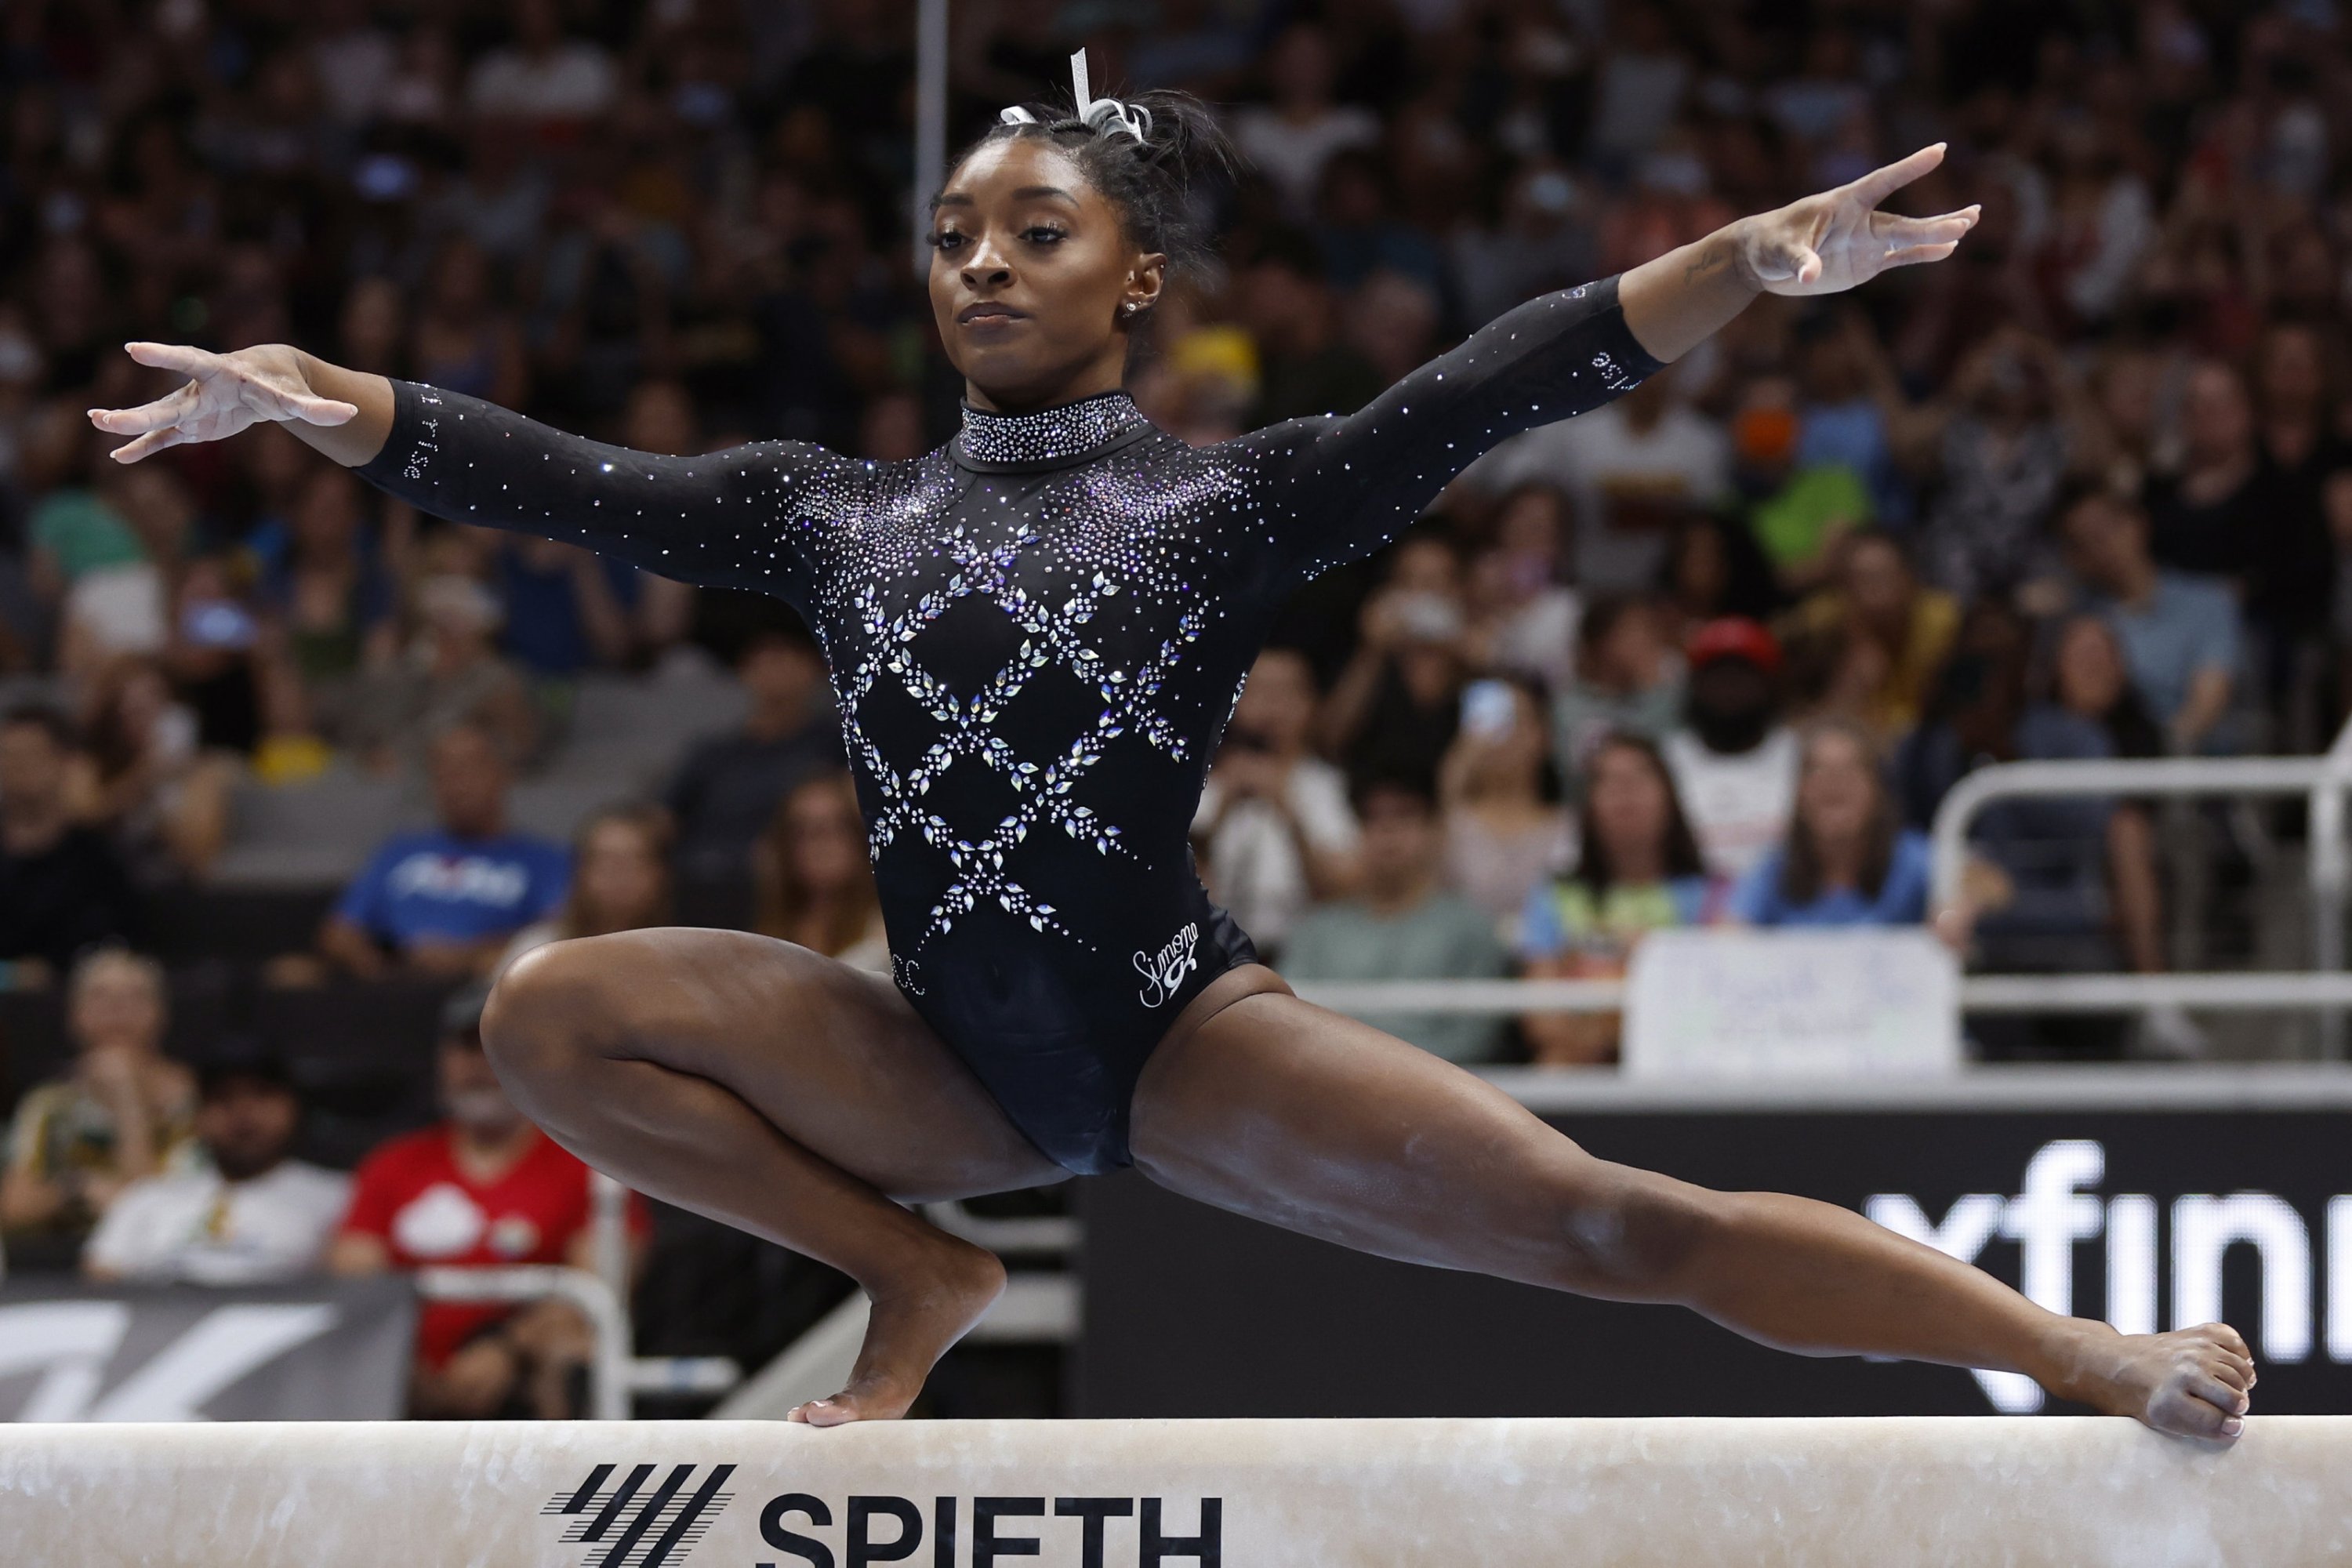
[{"x1": 330, "y1": 982, "x2": 647, "y2": 1418}]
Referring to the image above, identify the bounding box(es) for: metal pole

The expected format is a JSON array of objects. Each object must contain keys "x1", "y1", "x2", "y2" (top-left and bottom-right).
[
  {"x1": 2313, "y1": 717, "x2": 2352, "y2": 1055},
  {"x1": 911, "y1": 0, "x2": 949, "y2": 276}
]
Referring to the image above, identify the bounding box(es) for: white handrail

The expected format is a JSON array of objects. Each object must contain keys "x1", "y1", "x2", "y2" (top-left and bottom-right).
[
  {"x1": 415, "y1": 1264, "x2": 739, "y2": 1420},
  {"x1": 1926, "y1": 754, "x2": 2342, "y2": 909},
  {"x1": 418, "y1": 1264, "x2": 633, "y2": 1421},
  {"x1": 1296, "y1": 972, "x2": 2352, "y2": 1015}
]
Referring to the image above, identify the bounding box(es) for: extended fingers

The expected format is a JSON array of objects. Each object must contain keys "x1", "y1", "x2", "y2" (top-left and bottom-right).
[
  {"x1": 89, "y1": 380, "x2": 200, "y2": 435},
  {"x1": 124, "y1": 339, "x2": 220, "y2": 377},
  {"x1": 106, "y1": 425, "x2": 189, "y2": 464},
  {"x1": 1848, "y1": 143, "x2": 1947, "y2": 209}
]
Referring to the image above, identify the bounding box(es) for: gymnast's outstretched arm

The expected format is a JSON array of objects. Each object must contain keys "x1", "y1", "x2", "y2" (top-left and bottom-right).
[
  {"x1": 87, "y1": 347, "x2": 841, "y2": 607},
  {"x1": 1240, "y1": 144, "x2": 1976, "y2": 586}
]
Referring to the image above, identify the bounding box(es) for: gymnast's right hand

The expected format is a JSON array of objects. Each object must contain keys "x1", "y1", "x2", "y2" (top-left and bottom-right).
[{"x1": 87, "y1": 343, "x2": 369, "y2": 463}]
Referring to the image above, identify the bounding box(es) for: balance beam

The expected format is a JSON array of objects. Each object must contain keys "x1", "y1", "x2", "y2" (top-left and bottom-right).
[{"x1": 2, "y1": 1417, "x2": 2346, "y2": 1566}]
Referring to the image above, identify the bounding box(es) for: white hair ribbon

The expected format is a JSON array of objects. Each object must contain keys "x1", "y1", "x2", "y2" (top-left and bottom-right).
[{"x1": 998, "y1": 49, "x2": 1150, "y2": 141}]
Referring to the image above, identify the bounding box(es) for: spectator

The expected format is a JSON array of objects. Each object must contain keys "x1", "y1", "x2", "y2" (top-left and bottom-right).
[
  {"x1": 2144, "y1": 360, "x2": 2262, "y2": 589},
  {"x1": 1320, "y1": 535, "x2": 1469, "y2": 793},
  {"x1": 83, "y1": 1051, "x2": 350, "y2": 1285},
  {"x1": 1781, "y1": 529, "x2": 1959, "y2": 742},
  {"x1": 1732, "y1": 376, "x2": 1871, "y2": 595},
  {"x1": 666, "y1": 627, "x2": 840, "y2": 884},
  {"x1": 494, "y1": 535, "x2": 636, "y2": 681},
  {"x1": 1552, "y1": 593, "x2": 1685, "y2": 780},
  {"x1": 347, "y1": 564, "x2": 538, "y2": 774},
  {"x1": 2038, "y1": 614, "x2": 2201, "y2": 1057},
  {"x1": 318, "y1": 723, "x2": 569, "y2": 980},
  {"x1": 0, "y1": 704, "x2": 141, "y2": 979},
  {"x1": 74, "y1": 655, "x2": 235, "y2": 884},
  {"x1": 1467, "y1": 374, "x2": 1731, "y2": 593},
  {"x1": 2, "y1": 950, "x2": 196, "y2": 1255},
  {"x1": 501, "y1": 804, "x2": 674, "y2": 972},
  {"x1": 1281, "y1": 776, "x2": 1510, "y2": 1065},
  {"x1": 1194, "y1": 648, "x2": 1361, "y2": 960},
  {"x1": 1657, "y1": 511, "x2": 1781, "y2": 640},
  {"x1": 1465, "y1": 483, "x2": 1581, "y2": 693},
  {"x1": 1438, "y1": 674, "x2": 1573, "y2": 935},
  {"x1": 1730, "y1": 722, "x2": 1934, "y2": 929},
  {"x1": 757, "y1": 771, "x2": 888, "y2": 972},
  {"x1": 463, "y1": 0, "x2": 617, "y2": 130},
  {"x1": 1663, "y1": 619, "x2": 1800, "y2": 880},
  {"x1": 1235, "y1": 234, "x2": 1385, "y2": 425},
  {"x1": 2059, "y1": 485, "x2": 2241, "y2": 753},
  {"x1": 1911, "y1": 330, "x2": 2085, "y2": 604},
  {"x1": 1233, "y1": 24, "x2": 1381, "y2": 222},
  {"x1": 260, "y1": 464, "x2": 397, "y2": 731},
  {"x1": 329, "y1": 984, "x2": 646, "y2": 1420},
  {"x1": 1519, "y1": 734, "x2": 1715, "y2": 1066}
]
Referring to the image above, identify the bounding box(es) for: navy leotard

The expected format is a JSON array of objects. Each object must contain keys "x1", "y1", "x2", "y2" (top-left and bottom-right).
[{"x1": 354, "y1": 274, "x2": 1659, "y2": 1174}]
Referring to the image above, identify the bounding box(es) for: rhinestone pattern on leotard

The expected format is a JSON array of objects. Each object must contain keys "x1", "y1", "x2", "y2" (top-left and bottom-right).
[{"x1": 354, "y1": 274, "x2": 1659, "y2": 1174}]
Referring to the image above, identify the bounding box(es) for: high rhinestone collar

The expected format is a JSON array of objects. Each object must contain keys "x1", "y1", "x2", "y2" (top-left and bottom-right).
[{"x1": 956, "y1": 393, "x2": 1149, "y2": 470}]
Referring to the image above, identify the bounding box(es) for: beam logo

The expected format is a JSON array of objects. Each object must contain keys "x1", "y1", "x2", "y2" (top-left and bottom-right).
[
  {"x1": 543, "y1": 1462, "x2": 738, "y2": 1567},
  {"x1": 1867, "y1": 1138, "x2": 2341, "y2": 1414}
]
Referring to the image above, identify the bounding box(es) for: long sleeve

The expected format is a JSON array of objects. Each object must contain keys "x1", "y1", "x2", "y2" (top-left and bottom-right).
[
  {"x1": 352, "y1": 379, "x2": 848, "y2": 614},
  {"x1": 1234, "y1": 274, "x2": 1664, "y2": 586}
]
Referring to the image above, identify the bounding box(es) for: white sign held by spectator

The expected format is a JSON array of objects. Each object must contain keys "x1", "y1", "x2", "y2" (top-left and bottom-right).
[{"x1": 1624, "y1": 929, "x2": 1961, "y2": 1079}]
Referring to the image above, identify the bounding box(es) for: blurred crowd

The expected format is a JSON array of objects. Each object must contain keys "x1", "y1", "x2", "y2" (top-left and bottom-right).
[{"x1": 5, "y1": 0, "x2": 2352, "y2": 1374}]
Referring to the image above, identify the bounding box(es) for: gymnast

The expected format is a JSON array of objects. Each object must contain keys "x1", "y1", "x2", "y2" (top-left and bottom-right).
[{"x1": 92, "y1": 55, "x2": 2252, "y2": 1439}]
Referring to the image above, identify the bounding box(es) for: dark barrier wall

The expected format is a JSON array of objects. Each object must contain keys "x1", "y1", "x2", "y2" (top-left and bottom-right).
[{"x1": 1076, "y1": 1101, "x2": 2352, "y2": 1417}]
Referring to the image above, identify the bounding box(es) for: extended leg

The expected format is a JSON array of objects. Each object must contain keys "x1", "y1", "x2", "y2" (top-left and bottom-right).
[
  {"x1": 485, "y1": 928, "x2": 1067, "y2": 1423},
  {"x1": 1130, "y1": 987, "x2": 2255, "y2": 1438}
]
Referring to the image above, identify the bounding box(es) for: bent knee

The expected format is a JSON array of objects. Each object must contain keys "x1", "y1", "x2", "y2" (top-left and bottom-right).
[{"x1": 482, "y1": 938, "x2": 628, "y2": 1078}]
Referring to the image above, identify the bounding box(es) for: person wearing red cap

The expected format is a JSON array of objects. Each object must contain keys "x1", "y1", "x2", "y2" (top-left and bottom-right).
[{"x1": 1663, "y1": 616, "x2": 1800, "y2": 879}]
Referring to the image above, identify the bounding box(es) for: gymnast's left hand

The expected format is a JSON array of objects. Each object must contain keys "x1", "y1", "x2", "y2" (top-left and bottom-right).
[{"x1": 1733, "y1": 143, "x2": 1980, "y2": 296}]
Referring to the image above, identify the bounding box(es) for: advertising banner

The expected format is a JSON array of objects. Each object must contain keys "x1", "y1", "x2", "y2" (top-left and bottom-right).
[
  {"x1": 1077, "y1": 1105, "x2": 2352, "y2": 1417},
  {"x1": 0, "y1": 1275, "x2": 416, "y2": 1421}
]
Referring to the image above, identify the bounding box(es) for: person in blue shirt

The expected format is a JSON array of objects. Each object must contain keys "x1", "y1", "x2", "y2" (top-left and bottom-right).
[
  {"x1": 318, "y1": 721, "x2": 569, "y2": 979},
  {"x1": 1730, "y1": 719, "x2": 1933, "y2": 927},
  {"x1": 2058, "y1": 485, "x2": 2241, "y2": 755}
]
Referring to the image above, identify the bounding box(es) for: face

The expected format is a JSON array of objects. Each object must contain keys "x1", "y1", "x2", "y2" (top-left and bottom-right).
[
  {"x1": 928, "y1": 137, "x2": 1163, "y2": 410},
  {"x1": 741, "y1": 639, "x2": 823, "y2": 712},
  {"x1": 2259, "y1": 326, "x2": 2324, "y2": 412},
  {"x1": 785, "y1": 779, "x2": 866, "y2": 894},
  {"x1": 198, "y1": 1080, "x2": 299, "y2": 1181},
  {"x1": 1842, "y1": 538, "x2": 1911, "y2": 622},
  {"x1": 2062, "y1": 496, "x2": 2144, "y2": 588},
  {"x1": 72, "y1": 958, "x2": 165, "y2": 1054},
  {"x1": 0, "y1": 720, "x2": 68, "y2": 807},
  {"x1": 1797, "y1": 729, "x2": 1879, "y2": 843},
  {"x1": 1232, "y1": 650, "x2": 1317, "y2": 751},
  {"x1": 1588, "y1": 743, "x2": 1670, "y2": 862},
  {"x1": 1388, "y1": 536, "x2": 1460, "y2": 598},
  {"x1": 429, "y1": 727, "x2": 508, "y2": 837},
  {"x1": 438, "y1": 1037, "x2": 519, "y2": 1133},
  {"x1": 1674, "y1": 525, "x2": 1727, "y2": 606},
  {"x1": 2182, "y1": 362, "x2": 2254, "y2": 461},
  {"x1": 1596, "y1": 603, "x2": 1664, "y2": 684},
  {"x1": 576, "y1": 818, "x2": 665, "y2": 928},
  {"x1": 1495, "y1": 488, "x2": 1564, "y2": 562},
  {"x1": 2054, "y1": 617, "x2": 2126, "y2": 717},
  {"x1": 1357, "y1": 787, "x2": 1439, "y2": 887},
  {"x1": 623, "y1": 381, "x2": 698, "y2": 456}
]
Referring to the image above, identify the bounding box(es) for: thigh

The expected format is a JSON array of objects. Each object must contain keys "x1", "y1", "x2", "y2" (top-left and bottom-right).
[
  {"x1": 499, "y1": 927, "x2": 1067, "y2": 1203},
  {"x1": 1128, "y1": 991, "x2": 1686, "y2": 1290}
]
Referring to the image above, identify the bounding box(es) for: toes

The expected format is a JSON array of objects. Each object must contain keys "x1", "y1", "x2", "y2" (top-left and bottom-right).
[
  {"x1": 2147, "y1": 1385, "x2": 2238, "y2": 1441},
  {"x1": 2207, "y1": 1356, "x2": 2252, "y2": 1394},
  {"x1": 2200, "y1": 1321, "x2": 2253, "y2": 1360}
]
